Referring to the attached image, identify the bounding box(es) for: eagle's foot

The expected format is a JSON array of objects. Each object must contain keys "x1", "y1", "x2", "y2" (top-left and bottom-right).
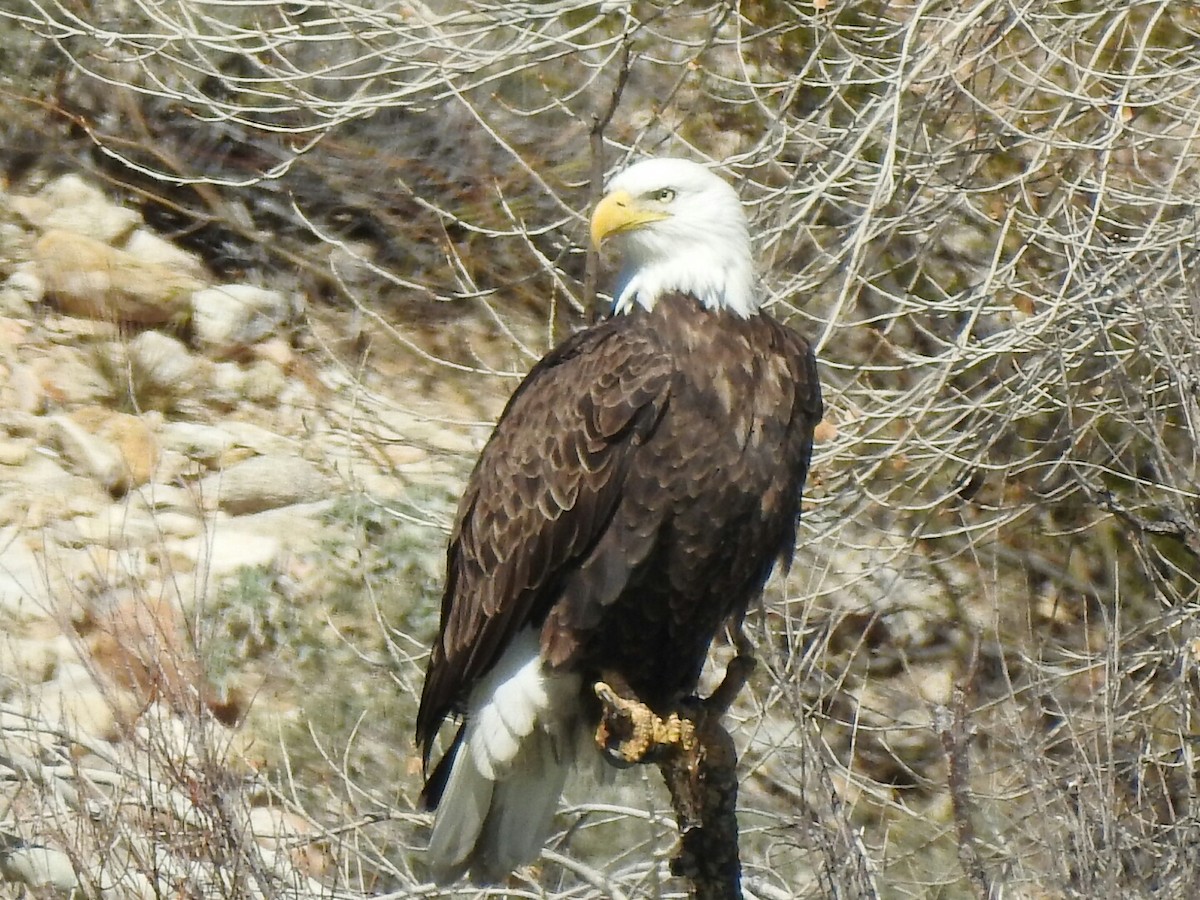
[{"x1": 593, "y1": 681, "x2": 698, "y2": 767}]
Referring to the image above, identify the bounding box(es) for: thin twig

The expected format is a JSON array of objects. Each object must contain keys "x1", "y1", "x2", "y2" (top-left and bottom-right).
[
  {"x1": 936, "y1": 634, "x2": 991, "y2": 899},
  {"x1": 584, "y1": 40, "x2": 634, "y2": 324}
]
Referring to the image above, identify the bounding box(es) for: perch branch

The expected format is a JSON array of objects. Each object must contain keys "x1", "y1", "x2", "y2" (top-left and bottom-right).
[
  {"x1": 583, "y1": 40, "x2": 633, "y2": 325},
  {"x1": 593, "y1": 648, "x2": 754, "y2": 900},
  {"x1": 935, "y1": 634, "x2": 992, "y2": 899}
]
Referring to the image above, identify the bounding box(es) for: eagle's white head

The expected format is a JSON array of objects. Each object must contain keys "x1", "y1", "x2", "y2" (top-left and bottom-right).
[{"x1": 590, "y1": 157, "x2": 758, "y2": 318}]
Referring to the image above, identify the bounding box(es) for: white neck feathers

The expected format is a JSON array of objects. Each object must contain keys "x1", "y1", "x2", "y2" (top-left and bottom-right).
[
  {"x1": 613, "y1": 235, "x2": 757, "y2": 318},
  {"x1": 601, "y1": 159, "x2": 761, "y2": 318}
]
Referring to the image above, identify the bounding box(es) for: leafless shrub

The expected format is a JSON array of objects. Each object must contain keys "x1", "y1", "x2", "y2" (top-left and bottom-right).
[{"x1": 3, "y1": 0, "x2": 1200, "y2": 896}]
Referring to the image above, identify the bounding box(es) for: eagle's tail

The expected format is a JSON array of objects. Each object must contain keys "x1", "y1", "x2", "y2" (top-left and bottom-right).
[{"x1": 424, "y1": 629, "x2": 581, "y2": 884}]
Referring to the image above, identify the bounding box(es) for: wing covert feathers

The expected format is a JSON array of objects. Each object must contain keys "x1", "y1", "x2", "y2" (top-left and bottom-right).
[{"x1": 416, "y1": 321, "x2": 674, "y2": 761}]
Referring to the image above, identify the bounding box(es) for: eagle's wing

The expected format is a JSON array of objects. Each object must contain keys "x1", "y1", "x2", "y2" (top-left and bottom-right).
[
  {"x1": 776, "y1": 319, "x2": 824, "y2": 564},
  {"x1": 415, "y1": 320, "x2": 674, "y2": 765}
]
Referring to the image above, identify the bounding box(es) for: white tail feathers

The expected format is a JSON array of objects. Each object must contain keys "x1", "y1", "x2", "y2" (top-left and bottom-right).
[{"x1": 426, "y1": 629, "x2": 581, "y2": 884}]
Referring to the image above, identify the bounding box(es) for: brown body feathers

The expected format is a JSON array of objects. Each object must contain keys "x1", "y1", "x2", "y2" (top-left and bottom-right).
[{"x1": 416, "y1": 292, "x2": 822, "y2": 784}]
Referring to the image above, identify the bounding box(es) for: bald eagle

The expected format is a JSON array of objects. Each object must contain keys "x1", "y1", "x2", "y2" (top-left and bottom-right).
[{"x1": 416, "y1": 157, "x2": 822, "y2": 883}]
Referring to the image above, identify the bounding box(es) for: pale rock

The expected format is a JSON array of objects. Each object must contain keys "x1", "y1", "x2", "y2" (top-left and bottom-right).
[
  {"x1": 277, "y1": 378, "x2": 317, "y2": 418},
  {"x1": 0, "y1": 438, "x2": 31, "y2": 466},
  {"x1": 34, "y1": 229, "x2": 199, "y2": 326},
  {"x1": 63, "y1": 505, "x2": 161, "y2": 549},
  {"x1": 42, "y1": 312, "x2": 119, "y2": 342},
  {"x1": 18, "y1": 447, "x2": 89, "y2": 495},
  {"x1": 49, "y1": 414, "x2": 124, "y2": 495},
  {"x1": 0, "y1": 265, "x2": 43, "y2": 314},
  {"x1": 389, "y1": 455, "x2": 459, "y2": 491},
  {"x1": 208, "y1": 360, "x2": 247, "y2": 405},
  {"x1": 0, "y1": 489, "x2": 73, "y2": 532},
  {"x1": 0, "y1": 531, "x2": 54, "y2": 620},
  {"x1": 190, "y1": 283, "x2": 300, "y2": 352},
  {"x1": 97, "y1": 868, "x2": 160, "y2": 900},
  {"x1": 132, "y1": 482, "x2": 199, "y2": 513},
  {"x1": 253, "y1": 337, "x2": 295, "y2": 369},
  {"x1": 247, "y1": 806, "x2": 331, "y2": 877},
  {"x1": 29, "y1": 350, "x2": 109, "y2": 407},
  {"x1": 355, "y1": 399, "x2": 479, "y2": 455},
  {"x1": 33, "y1": 677, "x2": 130, "y2": 742},
  {"x1": 167, "y1": 527, "x2": 283, "y2": 578},
  {"x1": 0, "y1": 221, "x2": 29, "y2": 258},
  {"x1": 137, "y1": 575, "x2": 200, "y2": 617},
  {"x1": 0, "y1": 315, "x2": 30, "y2": 347},
  {"x1": 0, "y1": 409, "x2": 43, "y2": 439},
  {"x1": 243, "y1": 358, "x2": 286, "y2": 405},
  {"x1": 5, "y1": 363, "x2": 44, "y2": 414},
  {"x1": 50, "y1": 412, "x2": 159, "y2": 496},
  {"x1": 45, "y1": 660, "x2": 94, "y2": 693},
  {"x1": 220, "y1": 420, "x2": 297, "y2": 456},
  {"x1": 66, "y1": 406, "x2": 160, "y2": 492},
  {"x1": 233, "y1": 501, "x2": 334, "y2": 552},
  {"x1": 127, "y1": 330, "x2": 197, "y2": 394},
  {"x1": 349, "y1": 466, "x2": 412, "y2": 502},
  {"x1": 384, "y1": 442, "x2": 427, "y2": 468},
  {"x1": 158, "y1": 421, "x2": 236, "y2": 465},
  {"x1": 103, "y1": 548, "x2": 153, "y2": 589},
  {"x1": 135, "y1": 701, "x2": 235, "y2": 767},
  {"x1": 121, "y1": 228, "x2": 208, "y2": 279},
  {"x1": 327, "y1": 240, "x2": 376, "y2": 290},
  {"x1": 50, "y1": 517, "x2": 100, "y2": 551},
  {"x1": 150, "y1": 448, "x2": 190, "y2": 485},
  {"x1": 65, "y1": 487, "x2": 108, "y2": 519},
  {"x1": 21, "y1": 174, "x2": 133, "y2": 237},
  {"x1": 0, "y1": 845, "x2": 79, "y2": 892},
  {"x1": 912, "y1": 664, "x2": 954, "y2": 706},
  {"x1": 248, "y1": 805, "x2": 309, "y2": 843},
  {"x1": 148, "y1": 510, "x2": 202, "y2": 539},
  {"x1": 199, "y1": 454, "x2": 328, "y2": 515},
  {"x1": 15, "y1": 173, "x2": 140, "y2": 242},
  {"x1": 0, "y1": 709, "x2": 64, "y2": 759},
  {"x1": 0, "y1": 635, "x2": 59, "y2": 683}
]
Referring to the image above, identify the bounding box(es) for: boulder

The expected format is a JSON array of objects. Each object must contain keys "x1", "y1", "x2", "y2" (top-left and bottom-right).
[
  {"x1": 126, "y1": 330, "x2": 198, "y2": 395},
  {"x1": 166, "y1": 527, "x2": 283, "y2": 579},
  {"x1": 158, "y1": 421, "x2": 236, "y2": 465},
  {"x1": 198, "y1": 454, "x2": 328, "y2": 515},
  {"x1": 121, "y1": 228, "x2": 208, "y2": 279},
  {"x1": 34, "y1": 230, "x2": 199, "y2": 326},
  {"x1": 190, "y1": 284, "x2": 301, "y2": 353},
  {"x1": 0, "y1": 845, "x2": 79, "y2": 893},
  {"x1": 50, "y1": 408, "x2": 159, "y2": 495},
  {"x1": 0, "y1": 265, "x2": 44, "y2": 314},
  {"x1": 13, "y1": 172, "x2": 140, "y2": 243}
]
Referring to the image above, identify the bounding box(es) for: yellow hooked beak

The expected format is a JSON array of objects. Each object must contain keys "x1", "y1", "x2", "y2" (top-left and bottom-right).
[{"x1": 590, "y1": 189, "x2": 671, "y2": 248}]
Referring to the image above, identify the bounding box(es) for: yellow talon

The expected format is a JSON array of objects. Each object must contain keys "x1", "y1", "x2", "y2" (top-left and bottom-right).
[{"x1": 593, "y1": 681, "x2": 697, "y2": 765}]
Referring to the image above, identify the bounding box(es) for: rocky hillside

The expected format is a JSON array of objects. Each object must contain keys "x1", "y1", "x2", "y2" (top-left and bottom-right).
[{"x1": 0, "y1": 170, "x2": 491, "y2": 896}]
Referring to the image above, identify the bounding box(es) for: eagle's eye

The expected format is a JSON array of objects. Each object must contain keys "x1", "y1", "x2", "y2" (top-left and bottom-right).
[{"x1": 650, "y1": 188, "x2": 676, "y2": 203}]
